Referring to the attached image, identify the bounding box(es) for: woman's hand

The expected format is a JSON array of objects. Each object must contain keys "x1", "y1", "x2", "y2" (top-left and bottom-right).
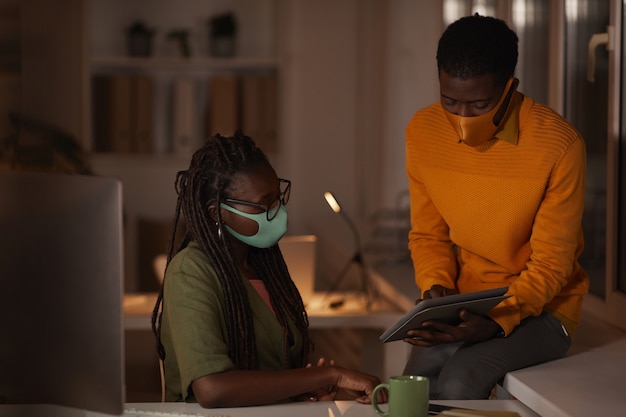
[
  {"x1": 332, "y1": 366, "x2": 387, "y2": 404},
  {"x1": 294, "y1": 359, "x2": 386, "y2": 404},
  {"x1": 300, "y1": 358, "x2": 338, "y2": 401}
]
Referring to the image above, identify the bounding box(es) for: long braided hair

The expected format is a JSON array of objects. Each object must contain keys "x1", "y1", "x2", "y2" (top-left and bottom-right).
[{"x1": 151, "y1": 131, "x2": 311, "y2": 370}]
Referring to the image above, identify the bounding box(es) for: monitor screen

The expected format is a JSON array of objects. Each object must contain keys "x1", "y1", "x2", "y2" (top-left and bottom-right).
[{"x1": 0, "y1": 171, "x2": 125, "y2": 416}]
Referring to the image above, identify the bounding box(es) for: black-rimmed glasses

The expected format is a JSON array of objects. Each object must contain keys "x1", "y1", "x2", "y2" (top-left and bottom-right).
[{"x1": 223, "y1": 178, "x2": 291, "y2": 221}]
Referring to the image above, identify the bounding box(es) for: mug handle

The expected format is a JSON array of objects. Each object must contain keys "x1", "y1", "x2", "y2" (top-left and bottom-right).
[{"x1": 371, "y1": 383, "x2": 389, "y2": 417}]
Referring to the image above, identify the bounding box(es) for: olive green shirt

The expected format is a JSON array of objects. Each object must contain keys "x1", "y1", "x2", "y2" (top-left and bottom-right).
[{"x1": 160, "y1": 242, "x2": 304, "y2": 402}]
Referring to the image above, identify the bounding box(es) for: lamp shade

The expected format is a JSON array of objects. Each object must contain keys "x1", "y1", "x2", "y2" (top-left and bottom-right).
[{"x1": 324, "y1": 191, "x2": 341, "y2": 213}]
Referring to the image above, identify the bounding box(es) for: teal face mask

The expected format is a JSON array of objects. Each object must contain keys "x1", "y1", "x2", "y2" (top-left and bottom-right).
[{"x1": 220, "y1": 203, "x2": 288, "y2": 248}]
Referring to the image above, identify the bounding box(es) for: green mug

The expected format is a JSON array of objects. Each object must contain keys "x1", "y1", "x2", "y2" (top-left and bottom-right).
[{"x1": 371, "y1": 375, "x2": 429, "y2": 417}]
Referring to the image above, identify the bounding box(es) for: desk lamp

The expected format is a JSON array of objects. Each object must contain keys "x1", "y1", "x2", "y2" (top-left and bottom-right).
[{"x1": 323, "y1": 191, "x2": 378, "y2": 310}]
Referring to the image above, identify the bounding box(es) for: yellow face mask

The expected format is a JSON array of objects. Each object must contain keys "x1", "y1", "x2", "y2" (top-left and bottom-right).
[{"x1": 444, "y1": 77, "x2": 519, "y2": 147}]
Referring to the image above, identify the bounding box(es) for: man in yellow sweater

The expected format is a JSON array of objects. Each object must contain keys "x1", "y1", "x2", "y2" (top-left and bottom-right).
[{"x1": 402, "y1": 14, "x2": 589, "y2": 399}]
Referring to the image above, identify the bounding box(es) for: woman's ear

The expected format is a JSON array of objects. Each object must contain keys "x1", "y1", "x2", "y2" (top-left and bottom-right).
[{"x1": 208, "y1": 204, "x2": 219, "y2": 222}]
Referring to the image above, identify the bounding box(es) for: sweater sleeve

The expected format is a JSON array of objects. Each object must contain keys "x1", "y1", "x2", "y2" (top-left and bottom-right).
[
  {"x1": 406, "y1": 117, "x2": 458, "y2": 296},
  {"x1": 492, "y1": 137, "x2": 587, "y2": 334}
]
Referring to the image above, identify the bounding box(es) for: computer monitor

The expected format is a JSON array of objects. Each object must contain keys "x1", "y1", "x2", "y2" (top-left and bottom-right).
[{"x1": 0, "y1": 171, "x2": 125, "y2": 416}]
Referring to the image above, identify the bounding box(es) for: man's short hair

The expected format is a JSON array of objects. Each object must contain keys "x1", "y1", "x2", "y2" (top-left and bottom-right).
[{"x1": 436, "y1": 14, "x2": 518, "y2": 84}]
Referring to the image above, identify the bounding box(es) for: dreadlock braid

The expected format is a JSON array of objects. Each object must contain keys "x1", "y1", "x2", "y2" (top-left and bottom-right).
[{"x1": 151, "y1": 131, "x2": 311, "y2": 371}]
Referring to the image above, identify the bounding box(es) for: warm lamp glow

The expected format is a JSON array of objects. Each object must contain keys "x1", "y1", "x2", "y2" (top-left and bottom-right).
[
  {"x1": 321, "y1": 190, "x2": 379, "y2": 310},
  {"x1": 324, "y1": 191, "x2": 341, "y2": 213}
]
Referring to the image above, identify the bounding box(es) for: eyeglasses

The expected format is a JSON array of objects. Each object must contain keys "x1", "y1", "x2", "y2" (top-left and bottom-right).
[{"x1": 223, "y1": 178, "x2": 291, "y2": 221}]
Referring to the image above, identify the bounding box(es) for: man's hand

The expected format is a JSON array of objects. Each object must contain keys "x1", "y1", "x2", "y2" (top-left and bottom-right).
[
  {"x1": 404, "y1": 309, "x2": 502, "y2": 346},
  {"x1": 421, "y1": 284, "x2": 459, "y2": 300}
]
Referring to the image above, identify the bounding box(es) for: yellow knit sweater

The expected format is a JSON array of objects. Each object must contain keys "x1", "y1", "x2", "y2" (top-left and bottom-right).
[{"x1": 405, "y1": 92, "x2": 589, "y2": 338}]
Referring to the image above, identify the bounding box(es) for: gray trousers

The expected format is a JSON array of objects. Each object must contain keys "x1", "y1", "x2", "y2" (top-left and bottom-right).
[{"x1": 402, "y1": 312, "x2": 571, "y2": 399}]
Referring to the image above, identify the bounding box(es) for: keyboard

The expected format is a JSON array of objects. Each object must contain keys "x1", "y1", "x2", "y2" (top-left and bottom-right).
[{"x1": 124, "y1": 407, "x2": 230, "y2": 417}]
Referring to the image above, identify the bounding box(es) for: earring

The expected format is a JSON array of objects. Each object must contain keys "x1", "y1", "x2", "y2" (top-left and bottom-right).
[{"x1": 216, "y1": 221, "x2": 222, "y2": 239}]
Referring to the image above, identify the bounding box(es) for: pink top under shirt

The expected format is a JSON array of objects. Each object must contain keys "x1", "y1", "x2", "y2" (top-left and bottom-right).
[{"x1": 249, "y1": 279, "x2": 276, "y2": 316}]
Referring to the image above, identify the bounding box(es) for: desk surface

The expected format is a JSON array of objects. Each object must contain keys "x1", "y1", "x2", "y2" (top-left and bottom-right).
[
  {"x1": 119, "y1": 400, "x2": 539, "y2": 417},
  {"x1": 124, "y1": 293, "x2": 403, "y2": 331},
  {"x1": 504, "y1": 337, "x2": 626, "y2": 417},
  {"x1": 0, "y1": 400, "x2": 540, "y2": 417}
]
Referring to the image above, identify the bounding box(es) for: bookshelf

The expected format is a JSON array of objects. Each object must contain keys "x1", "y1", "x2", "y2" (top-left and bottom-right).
[
  {"x1": 87, "y1": 0, "x2": 279, "y2": 154},
  {"x1": 91, "y1": 56, "x2": 278, "y2": 71}
]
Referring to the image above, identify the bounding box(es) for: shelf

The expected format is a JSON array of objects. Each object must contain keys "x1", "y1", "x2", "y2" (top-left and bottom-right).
[
  {"x1": 91, "y1": 56, "x2": 279, "y2": 72},
  {"x1": 89, "y1": 152, "x2": 191, "y2": 167}
]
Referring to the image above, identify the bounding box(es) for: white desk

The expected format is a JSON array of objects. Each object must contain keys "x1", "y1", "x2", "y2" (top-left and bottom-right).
[
  {"x1": 124, "y1": 293, "x2": 409, "y2": 381},
  {"x1": 0, "y1": 400, "x2": 541, "y2": 417},
  {"x1": 503, "y1": 337, "x2": 626, "y2": 417},
  {"x1": 117, "y1": 400, "x2": 539, "y2": 416}
]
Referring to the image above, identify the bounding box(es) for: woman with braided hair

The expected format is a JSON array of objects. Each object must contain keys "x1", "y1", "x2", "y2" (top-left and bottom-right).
[{"x1": 151, "y1": 131, "x2": 385, "y2": 408}]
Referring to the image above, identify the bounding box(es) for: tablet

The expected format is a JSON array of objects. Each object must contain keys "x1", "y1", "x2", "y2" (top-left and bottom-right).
[{"x1": 380, "y1": 287, "x2": 510, "y2": 342}]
